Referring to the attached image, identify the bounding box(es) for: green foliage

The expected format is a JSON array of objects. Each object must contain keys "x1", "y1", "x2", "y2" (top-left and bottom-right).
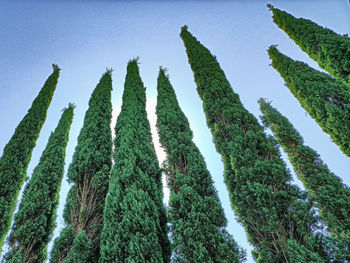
[
  {"x1": 69, "y1": 231, "x2": 93, "y2": 263},
  {"x1": 156, "y1": 68, "x2": 244, "y2": 262},
  {"x1": 99, "y1": 60, "x2": 170, "y2": 263},
  {"x1": 259, "y1": 98, "x2": 350, "y2": 260},
  {"x1": 268, "y1": 5, "x2": 350, "y2": 86},
  {"x1": 268, "y1": 46, "x2": 350, "y2": 157},
  {"x1": 7, "y1": 248, "x2": 23, "y2": 263},
  {"x1": 287, "y1": 239, "x2": 328, "y2": 263},
  {"x1": 180, "y1": 26, "x2": 329, "y2": 262},
  {"x1": 0, "y1": 65, "x2": 60, "y2": 251},
  {"x1": 50, "y1": 225, "x2": 75, "y2": 263},
  {"x1": 52, "y1": 71, "x2": 113, "y2": 262},
  {"x1": 6, "y1": 105, "x2": 74, "y2": 262}
]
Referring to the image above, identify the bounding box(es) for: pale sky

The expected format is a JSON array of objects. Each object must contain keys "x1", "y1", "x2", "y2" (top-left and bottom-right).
[{"x1": 0, "y1": 1, "x2": 349, "y2": 262}]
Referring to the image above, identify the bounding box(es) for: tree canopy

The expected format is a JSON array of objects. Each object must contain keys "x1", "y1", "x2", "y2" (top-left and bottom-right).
[
  {"x1": 268, "y1": 4, "x2": 350, "y2": 87},
  {"x1": 259, "y1": 98, "x2": 350, "y2": 261},
  {"x1": 156, "y1": 68, "x2": 244, "y2": 262},
  {"x1": 180, "y1": 26, "x2": 329, "y2": 262},
  {"x1": 0, "y1": 65, "x2": 60, "y2": 251},
  {"x1": 7, "y1": 105, "x2": 74, "y2": 263},
  {"x1": 51, "y1": 70, "x2": 113, "y2": 262},
  {"x1": 99, "y1": 60, "x2": 170, "y2": 263},
  {"x1": 268, "y1": 45, "x2": 350, "y2": 157}
]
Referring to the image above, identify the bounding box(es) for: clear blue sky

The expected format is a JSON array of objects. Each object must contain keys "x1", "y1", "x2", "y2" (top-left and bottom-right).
[{"x1": 0, "y1": 1, "x2": 349, "y2": 262}]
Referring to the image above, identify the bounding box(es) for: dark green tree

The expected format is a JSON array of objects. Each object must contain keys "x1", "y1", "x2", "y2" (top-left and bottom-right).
[
  {"x1": 51, "y1": 70, "x2": 113, "y2": 262},
  {"x1": 268, "y1": 4, "x2": 350, "y2": 87},
  {"x1": 50, "y1": 225, "x2": 75, "y2": 263},
  {"x1": 156, "y1": 68, "x2": 244, "y2": 262},
  {"x1": 259, "y1": 98, "x2": 350, "y2": 260},
  {"x1": 0, "y1": 65, "x2": 60, "y2": 250},
  {"x1": 69, "y1": 231, "x2": 93, "y2": 263},
  {"x1": 99, "y1": 60, "x2": 170, "y2": 263},
  {"x1": 7, "y1": 249, "x2": 23, "y2": 263},
  {"x1": 6, "y1": 105, "x2": 74, "y2": 262},
  {"x1": 180, "y1": 26, "x2": 329, "y2": 262},
  {"x1": 268, "y1": 45, "x2": 350, "y2": 157}
]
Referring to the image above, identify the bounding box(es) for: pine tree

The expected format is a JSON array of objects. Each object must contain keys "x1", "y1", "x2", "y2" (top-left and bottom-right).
[
  {"x1": 267, "y1": 4, "x2": 350, "y2": 87},
  {"x1": 0, "y1": 65, "x2": 60, "y2": 250},
  {"x1": 180, "y1": 26, "x2": 329, "y2": 262},
  {"x1": 99, "y1": 60, "x2": 170, "y2": 263},
  {"x1": 259, "y1": 98, "x2": 350, "y2": 260},
  {"x1": 268, "y1": 45, "x2": 350, "y2": 157},
  {"x1": 51, "y1": 70, "x2": 113, "y2": 262},
  {"x1": 6, "y1": 105, "x2": 74, "y2": 262},
  {"x1": 156, "y1": 68, "x2": 243, "y2": 262}
]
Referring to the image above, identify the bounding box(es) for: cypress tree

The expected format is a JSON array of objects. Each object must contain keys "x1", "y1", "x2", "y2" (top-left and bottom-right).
[
  {"x1": 6, "y1": 105, "x2": 74, "y2": 263},
  {"x1": 99, "y1": 60, "x2": 170, "y2": 263},
  {"x1": 156, "y1": 68, "x2": 243, "y2": 262},
  {"x1": 50, "y1": 225, "x2": 75, "y2": 263},
  {"x1": 267, "y1": 4, "x2": 350, "y2": 87},
  {"x1": 69, "y1": 231, "x2": 93, "y2": 262},
  {"x1": 268, "y1": 45, "x2": 350, "y2": 157},
  {"x1": 259, "y1": 98, "x2": 350, "y2": 260},
  {"x1": 180, "y1": 26, "x2": 329, "y2": 262},
  {"x1": 0, "y1": 65, "x2": 60, "y2": 250},
  {"x1": 51, "y1": 70, "x2": 113, "y2": 262}
]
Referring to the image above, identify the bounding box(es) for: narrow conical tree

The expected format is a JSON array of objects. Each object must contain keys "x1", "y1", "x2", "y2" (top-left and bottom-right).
[
  {"x1": 156, "y1": 68, "x2": 243, "y2": 262},
  {"x1": 268, "y1": 4, "x2": 350, "y2": 87},
  {"x1": 259, "y1": 98, "x2": 350, "y2": 260},
  {"x1": 6, "y1": 105, "x2": 74, "y2": 262},
  {"x1": 99, "y1": 60, "x2": 170, "y2": 263},
  {"x1": 0, "y1": 65, "x2": 60, "y2": 250},
  {"x1": 268, "y1": 45, "x2": 350, "y2": 157},
  {"x1": 180, "y1": 26, "x2": 329, "y2": 262},
  {"x1": 51, "y1": 71, "x2": 113, "y2": 262}
]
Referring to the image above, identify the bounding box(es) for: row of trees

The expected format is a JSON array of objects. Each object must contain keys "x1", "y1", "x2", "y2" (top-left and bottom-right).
[
  {"x1": 0, "y1": 65, "x2": 60, "y2": 252},
  {"x1": 265, "y1": 4, "x2": 350, "y2": 261},
  {"x1": 0, "y1": 4, "x2": 349, "y2": 262},
  {"x1": 181, "y1": 25, "x2": 331, "y2": 263},
  {"x1": 259, "y1": 99, "x2": 350, "y2": 260},
  {"x1": 99, "y1": 60, "x2": 170, "y2": 262},
  {"x1": 51, "y1": 70, "x2": 113, "y2": 262},
  {"x1": 8, "y1": 105, "x2": 74, "y2": 262},
  {"x1": 156, "y1": 68, "x2": 243, "y2": 262}
]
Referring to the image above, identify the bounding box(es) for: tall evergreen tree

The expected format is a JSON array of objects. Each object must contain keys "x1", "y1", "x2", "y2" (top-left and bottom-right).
[
  {"x1": 259, "y1": 98, "x2": 350, "y2": 260},
  {"x1": 267, "y1": 4, "x2": 350, "y2": 87},
  {"x1": 156, "y1": 68, "x2": 244, "y2": 262},
  {"x1": 6, "y1": 105, "x2": 74, "y2": 263},
  {"x1": 268, "y1": 45, "x2": 350, "y2": 157},
  {"x1": 51, "y1": 71, "x2": 113, "y2": 262},
  {"x1": 99, "y1": 60, "x2": 170, "y2": 263},
  {"x1": 0, "y1": 65, "x2": 60, "y2": 250},
  {"x1": 180, "y1": 26, "x2": 329, "y2": 262}
]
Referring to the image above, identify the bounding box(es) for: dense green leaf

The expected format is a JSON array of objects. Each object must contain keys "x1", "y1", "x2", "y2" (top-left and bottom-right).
[
  {"x1": 268, "y1": 45, "x2": 350, "y2": 157},
  {"x1": 51, "y1": 71, "x2": 113, "y2": 262},
  {"x1": 50, "y1": 225, "x2": 75, "y2": 263},
  {"x1": 180, "y1": 26, "x2": 329, "y2": 262},
  {"x1": 69, "y1": 231, "x2": 93, "y2": 263},
  {"x1": 268, "y1": 5, "x2": 350, "y2": 87},
  {"x1": 156, "y1": 68, "x2": 244, "y2": 262},
  {"x1": 6, "y1": 105, "x2": 74, "y2": 262},
  {"x1": 0, "y1": 65, "x2": 60, "y2": 251},
  {"x1": 99, "y1": 60, "x2": 170, "y2": 263},
  {"x1": 259, "y1": 98, "x2": 350, "y2": 260}
]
